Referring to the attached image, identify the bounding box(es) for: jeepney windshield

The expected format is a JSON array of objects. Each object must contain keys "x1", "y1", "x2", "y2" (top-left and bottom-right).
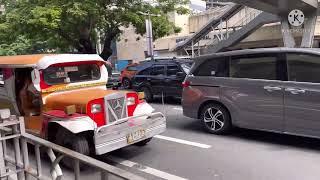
[{"x1": 43, "y1": 64, "x2": 100, "y2": 85}]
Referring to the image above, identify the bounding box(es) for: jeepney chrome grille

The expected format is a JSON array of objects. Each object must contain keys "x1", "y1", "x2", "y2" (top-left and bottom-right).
[{"x1": 106, "y1": 96, "x2": 127, "y2": 123}]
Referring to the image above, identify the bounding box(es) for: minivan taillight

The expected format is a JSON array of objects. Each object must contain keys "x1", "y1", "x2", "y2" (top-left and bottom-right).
[
  {"x1": 87, "y1": 98, "x2": 106, "y2": 127},
  {"x1": 182, "y1": 81, "x2": 191, "y2": 88}
]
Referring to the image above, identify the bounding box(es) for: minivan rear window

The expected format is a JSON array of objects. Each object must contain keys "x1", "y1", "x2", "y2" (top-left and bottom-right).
[
  {"x1": 193, "y1": 58, "x2": 228, "y2": 77},
  {"x1": 230, "y1": 55, "x2": 277, "y2": 80}
]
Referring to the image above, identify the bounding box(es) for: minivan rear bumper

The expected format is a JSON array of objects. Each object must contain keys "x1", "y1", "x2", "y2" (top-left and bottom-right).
[
  {"x1": 182, "y1": 104, "x2": 198, "y2": 119},
  {"x1": 182, "y1": 89, "x2": 200, "y2": 119}
]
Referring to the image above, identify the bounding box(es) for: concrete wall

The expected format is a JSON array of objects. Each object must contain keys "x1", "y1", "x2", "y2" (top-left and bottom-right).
[
  {"x1": 168, "y1": 12, "x2": 190, "y2": 36},
  {"x1": 117, "y1": 7, "x2": 192, "y2": 61},
  {"x1": 116, "y1": 26, "x2": 146, "y2": 62},
  {"x1": 189, "y1": 8, "x2": 222, "y2": 33}
]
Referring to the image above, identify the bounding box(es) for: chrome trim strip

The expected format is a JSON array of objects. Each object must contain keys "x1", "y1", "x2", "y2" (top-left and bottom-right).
[
  {"x1": 95, "y1": 122, "x2": 166, "y2": 152},
  {"x1": 96, "y1": 112, "x2": 165, "y2": 133}
]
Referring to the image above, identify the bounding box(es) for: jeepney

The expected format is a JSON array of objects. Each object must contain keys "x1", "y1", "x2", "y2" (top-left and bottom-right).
[{"x1": 0, "y1": 54, "x2": 166, "y2": 156}]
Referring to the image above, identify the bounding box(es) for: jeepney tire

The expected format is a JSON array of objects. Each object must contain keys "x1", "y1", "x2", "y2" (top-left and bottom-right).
[
  {"x1": 135, "y1": 138, "x2": 152, "y2": 146},
  {"x1": 141, "y1": 86, "x2": 153, "y2": 102},
  {"x1": 55, "y1": 128, "x2": 90, "y2": 169}
]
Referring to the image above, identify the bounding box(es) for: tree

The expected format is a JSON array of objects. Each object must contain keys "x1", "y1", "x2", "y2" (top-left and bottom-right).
[{"x1": 0, "y1": 0, "x2": 189, "y2": 60}]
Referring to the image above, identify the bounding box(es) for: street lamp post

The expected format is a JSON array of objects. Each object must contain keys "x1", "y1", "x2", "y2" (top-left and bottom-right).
[{"x1": 138, "y1": 11, "x2": 160, "y2": 60}]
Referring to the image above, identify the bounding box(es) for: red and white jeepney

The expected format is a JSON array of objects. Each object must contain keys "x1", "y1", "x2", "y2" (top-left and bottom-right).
[{"x1": 0, "y1": 54, "x2": 166, "y2": 156}]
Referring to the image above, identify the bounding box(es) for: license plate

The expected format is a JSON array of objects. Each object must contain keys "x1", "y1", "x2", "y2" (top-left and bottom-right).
[{"x1": 127, "y1": 129, "x2": 146, "y2": 144}]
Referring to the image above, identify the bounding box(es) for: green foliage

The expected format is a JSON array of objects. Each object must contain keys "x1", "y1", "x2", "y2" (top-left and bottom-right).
[
  {"x1": 0, "y1": 36, "x2": 31, "y2": 55},
  {"x1": 0, "y1": 0, "x2": 189, "y2": 56}
]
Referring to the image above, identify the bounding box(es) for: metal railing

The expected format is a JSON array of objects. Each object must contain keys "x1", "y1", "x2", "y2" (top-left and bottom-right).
[
  {"x1": 0, "y1": 109, "x2": 145, "y2": 180},
  {"x1": 230, "y1": 9, "x2": 262, "y2": 31},
  {"x1": 202, "y1": 8, "x2": 262, "y2": 51}
]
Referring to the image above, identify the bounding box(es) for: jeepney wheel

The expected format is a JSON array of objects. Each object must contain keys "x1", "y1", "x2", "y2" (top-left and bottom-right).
[
  {"x1": 55, "y1": 128, "x2": 90, "y2": 169},
  {"x1": 135, "y1": 138, "x2": 152, "y2": 146}
]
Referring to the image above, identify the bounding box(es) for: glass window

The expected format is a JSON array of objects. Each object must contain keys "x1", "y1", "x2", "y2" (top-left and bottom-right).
[
  {"x1": 0, "y1": 69, "x2": 3, "y2": 85},
  {"x1": 230, "y1": 54, "x2": 277, "y2": 80},
  {"x1": 287, "y1": 53, "x2": 320, "y2": 83},
  {"x1": 127, "y1": 66, "x2": 138, "y2": 71},
  {"x1": 43, "y1": 64, "x2": 100, "y2": 85},
  {"x1": 193, "y1": 57, "x2": 228, "y2": 77},
  {"x1": 167, "y1": 65, "x2": 182, "y2": 76},
  {"x1": 180, "y1": 63, "x2": 192, "y2": 74},
  {"x1": 138, "y1": 67, "x2": 151, "y2": 75},
  {"x1": 150, "y1": 65, "x2": 165, "y2": 76}
]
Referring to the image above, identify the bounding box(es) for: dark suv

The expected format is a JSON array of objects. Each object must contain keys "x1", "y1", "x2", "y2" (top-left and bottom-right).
[{"x1": 132, "y1": 58, "x2": 192, "y2": 101}]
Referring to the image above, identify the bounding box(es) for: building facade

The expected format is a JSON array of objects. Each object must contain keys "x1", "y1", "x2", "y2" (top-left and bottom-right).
[{"x1": 116, "y1": 1, "x2": 206, "y2": 62}]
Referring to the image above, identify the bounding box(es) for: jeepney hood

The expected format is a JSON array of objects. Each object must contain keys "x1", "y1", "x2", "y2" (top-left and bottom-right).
[{"x1": 44, "y1": 88, "x2": 123, "y2": 113}]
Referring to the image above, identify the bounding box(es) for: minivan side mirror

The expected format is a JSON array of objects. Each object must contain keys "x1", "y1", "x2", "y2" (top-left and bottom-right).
[{"x1": 176, "y1": 72, "x2": 185, "y2": 78}]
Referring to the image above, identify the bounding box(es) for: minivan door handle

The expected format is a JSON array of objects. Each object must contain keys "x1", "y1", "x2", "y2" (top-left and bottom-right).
[
  {"x1": 263, "y1": 86, "x2": 282, "y2": 92},
  {"x1": 285, "y1": 88, "x2": 306, "y2": 95}
]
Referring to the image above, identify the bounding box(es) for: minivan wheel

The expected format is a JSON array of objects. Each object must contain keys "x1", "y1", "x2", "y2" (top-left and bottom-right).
[
  {"x1": 200, "y1": 103, "x2": 231, "y2": 134},
  {"x1": 142, "y1": 86, "x2": 153, "y2": 102},
  {"x1": 122, "y1": 78, "x2": 131, "y2": 89}
]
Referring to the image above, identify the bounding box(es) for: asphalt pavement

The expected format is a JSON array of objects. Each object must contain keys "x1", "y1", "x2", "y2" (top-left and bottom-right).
[
  {"x1": 102, "y1": 97, "x2": 320, "y2": 180},
  {"x1": 12, "y1": 97, "x2": 320, "y2": 180}
]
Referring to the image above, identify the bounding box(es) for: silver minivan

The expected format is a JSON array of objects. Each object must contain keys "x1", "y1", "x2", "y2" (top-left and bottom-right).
[{"x1": 182, "y1": 48, "x2": 320, "y2": 138}]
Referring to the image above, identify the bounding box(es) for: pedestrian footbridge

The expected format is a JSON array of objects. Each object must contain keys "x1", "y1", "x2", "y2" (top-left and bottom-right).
[{"x1": 174, "y1": 0, "x2": 319, "y2": 56}]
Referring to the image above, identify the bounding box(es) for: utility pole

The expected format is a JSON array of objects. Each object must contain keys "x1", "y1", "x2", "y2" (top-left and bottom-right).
[{"x1": 138, "y1": 11, "x2": 160, "y2": 60}]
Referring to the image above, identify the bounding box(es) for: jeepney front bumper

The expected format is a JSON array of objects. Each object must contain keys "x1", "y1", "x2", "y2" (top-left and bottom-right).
[{"x1": 94, "y1": 112, "x2": 166, "y2": 155}]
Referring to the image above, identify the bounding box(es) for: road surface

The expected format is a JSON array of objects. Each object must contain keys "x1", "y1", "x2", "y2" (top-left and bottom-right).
[{"x1": 11, "y1": 98, "x2": 320, "y2": 180}]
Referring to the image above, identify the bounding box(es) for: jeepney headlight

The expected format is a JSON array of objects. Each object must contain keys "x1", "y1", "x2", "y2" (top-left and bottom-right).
[
  {"x1": 127, "y1": 97, "x2": 136, "y2": 106},
  {"x1": 91, "y1": 104, "x2": 102, "y2": 114}
]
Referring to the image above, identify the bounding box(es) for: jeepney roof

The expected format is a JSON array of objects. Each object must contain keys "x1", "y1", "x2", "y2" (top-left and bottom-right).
[{"x1": 0, "y1": 54, "x2": 105, "y2": 69}]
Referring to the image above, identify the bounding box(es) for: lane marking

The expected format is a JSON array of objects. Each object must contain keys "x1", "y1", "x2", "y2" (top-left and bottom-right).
[
  {"x1": 173, "y1": 107, "x2": 183, "y2": 111},
  {"x1": 109, "y1": 156, "x2": 188, "y2": 180},
  {"x1": 154, "y1": 135, "x2": 211, "y2": 149}
]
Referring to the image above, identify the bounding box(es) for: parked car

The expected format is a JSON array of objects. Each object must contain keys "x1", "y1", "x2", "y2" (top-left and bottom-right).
[
  {"x1": 106, "y1": 72, "x2": 121, "y2": 89},
  {"x1": 119, "y1": 63, "x2": 140, "y2": 89},
  {"x1": 182, "y1": 48, "x2": 320, "y2": 138},
  {"x1": 132, "y1": 58, "x2": 192, "y2": 102},
  {"x1": 120, "y1": 57, "x2": 192, "y2": 89}
]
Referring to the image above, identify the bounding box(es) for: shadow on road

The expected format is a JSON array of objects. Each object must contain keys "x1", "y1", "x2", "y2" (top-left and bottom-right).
[
  {"x1": 228, "y1": 128, "x2": 320, "y2": 151},
  {"x1": 181, "y1": 119, "x2": 320, "y2": 152},
  {"x1": 148, "y1": 96, "x2": 181, "y2": 105},
  {"x1": 170, "y1": 116, "x2": 320, "y2": 152}
]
